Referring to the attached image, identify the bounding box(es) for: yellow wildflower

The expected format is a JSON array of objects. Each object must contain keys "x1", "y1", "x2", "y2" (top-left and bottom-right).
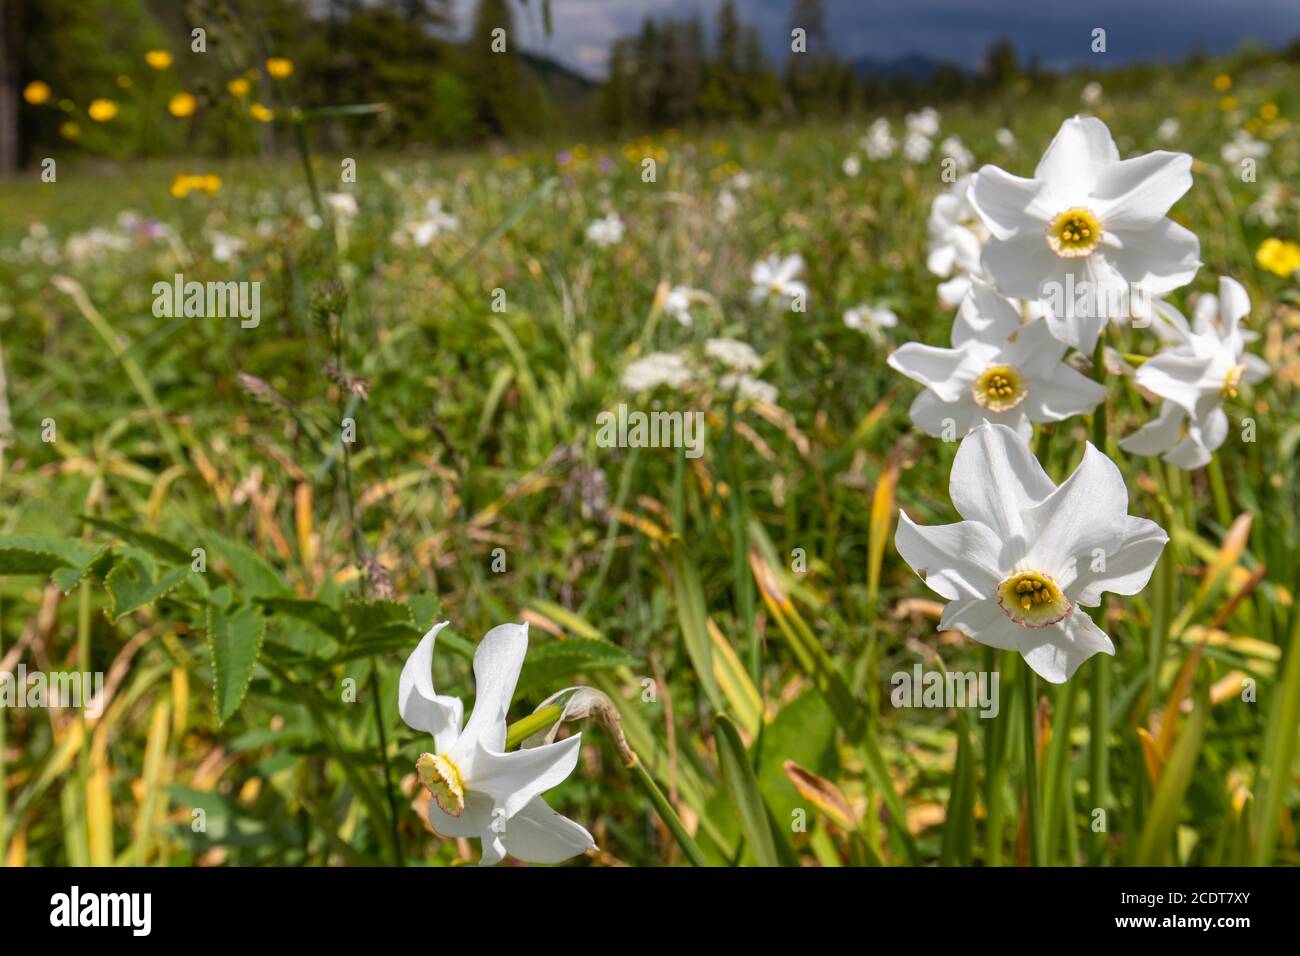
[{"x1": 23, "y1": 81, "x2": 51, "y2": 105}]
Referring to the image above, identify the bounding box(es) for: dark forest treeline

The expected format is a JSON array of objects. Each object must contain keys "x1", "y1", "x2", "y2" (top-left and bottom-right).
[{"x1": 2, "y1": 0, "x2": 1299, "y2": 169}]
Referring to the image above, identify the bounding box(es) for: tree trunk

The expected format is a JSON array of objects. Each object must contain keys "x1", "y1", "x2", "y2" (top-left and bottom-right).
[{"x1": 0, "y1": 0, "x2": 22, "y2": 174}]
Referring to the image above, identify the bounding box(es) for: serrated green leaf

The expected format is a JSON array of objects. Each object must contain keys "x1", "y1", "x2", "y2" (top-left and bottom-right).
[
  {"x1": 106, "y1": 559, "x2": 190, "y2": 620},
  {"x1": 344, "y1": 598, "x2": 416, "y2": 640},
  {"x1": 407, "y1": 592, "x2": 444, "y2": 633},
  {"x1": 207, "y1": 534, "x2": 288, "y2": 599},
  {"x1": 515, "y1": 638, "x2": 639, "y2": 695},
  {"x1": 0, "y1": 534, "x2": 97, "y2": 575},
  {"x1": 257, "y1": 597, "x2": 344, "y2": 637},
  {"x1": 208, "y1": 604, "x2": 266, "y2": 723},
  {"x1": 82, "y1": 516, "x2": 191, "y2": 564}
]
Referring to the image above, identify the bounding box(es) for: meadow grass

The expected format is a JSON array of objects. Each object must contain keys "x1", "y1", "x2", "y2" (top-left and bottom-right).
[{"x1": 0, "y1": 57, "x2": 1297, "y2": 866}]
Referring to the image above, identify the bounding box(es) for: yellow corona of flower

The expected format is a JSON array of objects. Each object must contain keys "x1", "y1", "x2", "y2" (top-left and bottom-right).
[
  {"x1": 1219, "y1": 96, "x2": 1238, "y2": 112},
  {"x1": 266, "y1": 57, "x2": 294, "y2": 80},
  {"x1": 60, "y1": 121, "x2": 81, "y2": 140},
  {"x1": 1256, "y1": 238, "x2": 1300, "y2": 278},
  {"x1": 168, "y1": 92, "x2": 198, "y2": 117},
  {"x1": 249, "y1": 102, "x2": 274, "y2": 122},
  {"x1": 87, "y1": 99, "x2": 119, "y2": 122},
  {"x1": 145, "y1": 50, "x2": 173, "y2": 70},
  {"x1": 23, "y1": 81, "x2": 51, "y2": 105},
  {"x1": 1213, "y1": 73, "x2": 1232, "y2": 92},
  {"x1": 227, "y1": 77, "x2": 251, "y2": 98}
]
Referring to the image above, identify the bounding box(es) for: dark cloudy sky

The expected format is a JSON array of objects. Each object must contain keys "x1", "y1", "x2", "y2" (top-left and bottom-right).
[{"x1": 454, "y1": 0, "x2": 1299, "y2": 79}]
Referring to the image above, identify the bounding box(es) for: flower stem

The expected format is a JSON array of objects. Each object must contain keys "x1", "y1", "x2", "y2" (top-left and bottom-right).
[
  {"x1": 504, "y1": 705, "x2": 565, "y2": 749},
  {"x1": 1089, "y1": 337, "x2": 1111, "y2": 864},
  {"x1": 628, "y1": 755, "x2": 710, "y2": 867},
  {"x1": 1022, "y1": 664, "x2": 1042, "y2": 866}
]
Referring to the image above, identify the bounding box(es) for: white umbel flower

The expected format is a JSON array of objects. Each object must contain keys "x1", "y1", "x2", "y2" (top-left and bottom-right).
[
  {"x1": 888, "y1": 278, "x2": 1106, "y2": 440},
  {"x1": 705, "y1": 337, "x2": 763, "y2": 371},
  {"x1": 400, "y1": 622, "x2": 595, "y2": 865},
  {"x1": 897, "y1": 422, "x2": 1168, "y2": 683},
  {"x1": 843, "y1": 304, "x2": 898, "y2": 341},
  {"x1": 662, "y1": 285, "x2": 694, "y2": 326},
  {"x1": 1119, "y1": 276, "x2": 1269, "y2": 469},
  {"x1": 623, "y1": 351, "x2": 692, "y2": 392},
  {"x1": 969, "y1": 115, "x2": 1201, "y2": 353}
]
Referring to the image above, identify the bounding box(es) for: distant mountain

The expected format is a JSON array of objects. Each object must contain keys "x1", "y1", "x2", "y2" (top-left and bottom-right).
[
  {"x1": 850, "y1": 53, "x2": 964, "y2": 80},
  {"x1": 519, "y1": 50, "x2": 599, "y2": 102}
]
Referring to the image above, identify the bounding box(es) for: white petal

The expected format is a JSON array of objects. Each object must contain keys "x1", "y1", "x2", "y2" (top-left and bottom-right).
[
  {"x1": 1020, "y1": 608, "x2": 1114, "y2": 684},
  {"x1": 1021, "y1": 443, "x2": 1168, "y2": 603},
  {"x1": 906, "y1": 389, "x2": 980, "y2": 439},
  {"x1": 887, "y1": 342, "x2": 979, "y2": 403},
  {"x1": 1135, "y1": 351, "x2": 1213, "y2": 415},
  {"x1": 427, "y1": 787, "x2": 491, "y2": 840},
  {"x1": 940, "y1": 597, "x2": 1023, "y2": 650},
  {"x1": 969, "y1": 166, "x2": 1052, "y2": 240},
  {"x1": 1000, "y1": 317, "x2": 1068, "y2": 379},
  {"x1": 1148, "y1": 299, "x2": 1193, "y2": 345},
  {"x1": 895, "y1": 512, "x2": 1005, "y2": 601},
  {"x1": 463, "y1": 734, "x2": 583, "y2": 821},
  {"x1": 398, "y1": 621, "x2": 464, "y2": 750},
  {"x1": 1034, "y1": 116, "x2": 1119, "y2": 203},
  {"x1": 937, "y1": 274, "x2": 972, "y2": 309},
  {"x1": 1242, "y1": 353, "x2": 1270, "y2": 384},
  {"x1": 1091, "y1": 150, "x2": 1193, "y2": 229},
  {"x1": 1023, "y1": 362, "x2": 1106, "y2": 421},
  {"x1": 1164, "y1": 430, "x2": 1213, "y2": 470},
  {"x1": 1217, "y1": 275, "x2": 1250, "y2": 338},
  {"x1": 1104, "y1": 219, "x2": 1201, "y2": 295},
  {"x1": 953, "y1": 276, "x2": 1024, "y2": 347},
  {"x1": 1119, "y1": 401, "x2": 1186, "y2": 457},
  {"x1": 949, "y1": 422, "x2": 1055, "y2": 550},
  {"x1": 499, "y1": 795, "x2": 595, "y2": 864},
  {"x1": 456, "y1": 622, "x2": 529, "y2": 755},
  {"x1": 927, "y1": 242, "x2": 957, "y2": 277},
  {"x1": 980, "y1": 231, "x2": 1065, "y2": 302}
]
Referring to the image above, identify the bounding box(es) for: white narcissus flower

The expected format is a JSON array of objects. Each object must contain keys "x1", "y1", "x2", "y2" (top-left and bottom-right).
[
  {"x1": 586, "y1": 213, "x2": 625, "y2": 247},
  {"x1": 662, "y1": 285, "x2": 694, "y2": 326},
  {"x1": 888, "y1": 278, "x2": 1106, "y2": 440},
  {"x1": 927, "y1": 175, "x2": 986, "y2": 282},
  {"x1": 1119, "y1": 276, "x2": 1269, "y2": 469},
  {"x1": 969, "y1": 115, "x2": 1201, "y2": 353},
  {"x1": 906, "y1": 106, "x2": 941, "y2": 137},
  {"x1": 861, "y1": 118, "x2": 895, "y2": 161},
  {"x1": 1221, "y1": 131, "x2": 1269, "y2": 166},
  {"x1": 749, "y1": 253, "x2": 807, "y2": 307},
  {"x1": 902, "y1": 131, "x2": 933, "y2": 164},
  {"x1": 400, "y1": 622, "x2": 595, "y2": 866},
  {"x1": 897, "y1": 422, "x2": 1168, "y2": 683},
  {"x1": 844, "y1": 304, "x2": 898, "y2": 340}
]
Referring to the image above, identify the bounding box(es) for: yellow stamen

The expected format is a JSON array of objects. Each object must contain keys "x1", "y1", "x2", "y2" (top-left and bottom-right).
[
  {"x1": 972, "y1": 364, "x2": 1028, "y2": 413},
  {"x1": 1046, "y1": 206, "x2": 1104, "y2": 258},
  {"x1": 1221, "y1": 363, "x2": 1245, "y2": 399},
  {"x1": 416, "y1": 752, "x2": 466, "y2": 816},
  {"x1": 996, "y1": 571, "x2": 1071, "y2": 628}
]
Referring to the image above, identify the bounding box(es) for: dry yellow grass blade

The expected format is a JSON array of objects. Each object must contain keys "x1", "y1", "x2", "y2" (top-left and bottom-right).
[
  {"x1": 868, "y1": 455, "x2": 900, "y2": 606},
  {"x1": 784, "y1": 760, "x2": 857, "y2": 831},
  {"x1": 87, "y1": 748, "x2": 114, "y2": 866},
  {"x1": 708, "y1": 619, "x2": 762, "y2": 737}
]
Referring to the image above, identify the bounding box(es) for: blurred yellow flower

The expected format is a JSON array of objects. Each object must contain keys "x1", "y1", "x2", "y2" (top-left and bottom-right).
[
  {"x1": 23, "y1": 81, "x2": 51, "y2": 105},
  {"x1": 170, "y1": 173, "x2": 223, "y2": 198},
  {"x1": 266, "y1": 57, "x2": 294, "y2": 79},
  {"x1": 249, "y1": 102, "x2": 274, "y2": 122},
  {"x1": 1260, "y1": 102, "x2": 1279, "y2": 121},
  {"x1": 1218, "y1": 96, "x2": 1238, "y2": 112},
  {"x1": 146, "y1": 50, "x2": 173, "y2": 70},
  {"x1": 1257, "y1": 239, "x2": 1300, "y2": 277},
  {"x1": 1213, "y1": 73, "x2": 1232, "y2": 92},
  {"x1": 168, "y1": 92, "x2": 197, "y2": 117},
  {"x1": 59, "y1": 121, "x2": 80, "y2": 140},
  {"x1": 227, "y1": 77, "x2": 251, "y2": 97},
  {"x1": 88, "y1": 99, "x2": 119, "y2": 122}
]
